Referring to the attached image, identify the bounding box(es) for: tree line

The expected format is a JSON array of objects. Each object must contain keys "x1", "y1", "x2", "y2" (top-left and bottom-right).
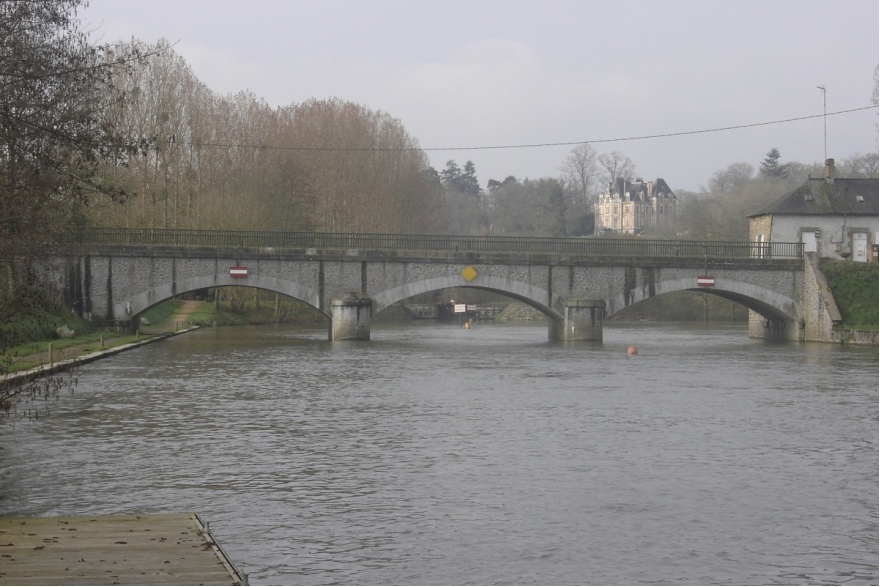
[
  {"x1": 89, "y1": 39, "x2": 440, "y2": 235},
  {"x1": 2, "y1": 0, "x2": 878, "y2": 303}
]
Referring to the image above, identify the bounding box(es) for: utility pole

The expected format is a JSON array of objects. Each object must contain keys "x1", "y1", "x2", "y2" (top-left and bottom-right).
[{"x1": 816, "y1": 85, "x2": 827, "y2": 161}]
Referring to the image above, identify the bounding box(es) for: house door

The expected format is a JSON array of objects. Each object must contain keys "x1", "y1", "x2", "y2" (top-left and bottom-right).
[
  {"x1": 852, "y1": 232, "x2": 868, "y2": 262},
  {"x1": 801, "y1": 231, "x2": 818, "y2": 253}
]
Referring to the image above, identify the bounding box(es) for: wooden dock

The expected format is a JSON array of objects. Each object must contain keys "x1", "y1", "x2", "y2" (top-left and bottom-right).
[{"x1": 0, "y1": 513, "x2": 245, "y2": 585}]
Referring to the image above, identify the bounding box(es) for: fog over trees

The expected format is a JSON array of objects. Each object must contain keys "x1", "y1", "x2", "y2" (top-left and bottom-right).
[{"x1": 2, "y1": 0, "x2": 878, "y2": 268}]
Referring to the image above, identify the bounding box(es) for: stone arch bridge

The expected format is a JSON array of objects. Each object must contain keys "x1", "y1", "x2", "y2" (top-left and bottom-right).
[{"x1": 50, "y1": 229, "x2": 807, "y2": 342}]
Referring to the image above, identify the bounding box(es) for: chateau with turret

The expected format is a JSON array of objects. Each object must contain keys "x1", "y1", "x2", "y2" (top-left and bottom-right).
[{"x1": 594, "y1": 177, "x2": 677, "y2": 235}]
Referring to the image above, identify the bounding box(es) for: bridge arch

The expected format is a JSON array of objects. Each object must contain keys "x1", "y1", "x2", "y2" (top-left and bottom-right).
[
  {"x1": 117, "y1": 273, "x2": 326, "y2": 322},
  {"x1": 606, "y1": 276, "x2": 801, "y2": 321},
  {"x1": 55, "y1": 233, "x2": 807, "y2": 342},
  {"x1": 371, "y1": 275, "x2": 565, "y2": 320}
]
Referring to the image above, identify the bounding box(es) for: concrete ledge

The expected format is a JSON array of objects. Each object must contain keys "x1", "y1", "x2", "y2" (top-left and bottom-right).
[{"x1": 830, "y1": 329, "x2": 879, "y2": 345}]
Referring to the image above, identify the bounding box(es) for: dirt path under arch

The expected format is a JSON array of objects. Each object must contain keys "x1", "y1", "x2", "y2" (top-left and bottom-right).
[{"x1": 163, "y1": 300, "x2": 202, "y2": 329}]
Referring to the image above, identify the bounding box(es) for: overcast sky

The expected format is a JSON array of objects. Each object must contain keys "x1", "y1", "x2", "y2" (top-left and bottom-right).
[{"x1": 81, "y1": 0, "x2": 878, "y2": 192}]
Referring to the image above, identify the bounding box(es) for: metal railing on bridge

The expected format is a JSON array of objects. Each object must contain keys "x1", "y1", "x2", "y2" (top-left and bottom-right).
[{"x1": 74, "y1": 228, "x2": 804, "y2": 260}]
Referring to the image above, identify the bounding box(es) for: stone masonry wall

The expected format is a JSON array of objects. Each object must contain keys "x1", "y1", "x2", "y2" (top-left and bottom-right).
[{"x1": 802, "y1": 252, "x2": 841, "y2": 342}]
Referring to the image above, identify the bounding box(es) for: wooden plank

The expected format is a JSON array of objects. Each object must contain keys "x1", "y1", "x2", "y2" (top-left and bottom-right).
[{"x1": 0, "y1": 513, "x2": 244, "y2": 586}]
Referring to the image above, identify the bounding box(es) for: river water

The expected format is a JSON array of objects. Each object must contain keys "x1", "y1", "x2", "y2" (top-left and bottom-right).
[{"x1": 1, "y1": 321, "x2": 877, "y2": 585}]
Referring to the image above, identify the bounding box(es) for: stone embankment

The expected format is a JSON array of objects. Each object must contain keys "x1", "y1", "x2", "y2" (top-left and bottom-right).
[{"x1": 803, "y1": 253, "x2": 877, "y2": 345}]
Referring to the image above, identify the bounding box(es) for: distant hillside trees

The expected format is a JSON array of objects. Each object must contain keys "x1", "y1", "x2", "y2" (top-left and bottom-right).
[
  {"x1": 435, "y1": 160, "x2": 487, "y2": 235},
  {"x1": 677, "y1": 152, "x2": 878, "y2": 240},
  {"x1": 488, "y1": 178, "x2": 568, "y2": 236}
]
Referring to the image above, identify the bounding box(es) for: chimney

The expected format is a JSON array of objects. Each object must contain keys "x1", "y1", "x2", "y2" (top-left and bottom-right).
[{"x1": 824, "y1": 158, "x2": 835, "y2": 183}]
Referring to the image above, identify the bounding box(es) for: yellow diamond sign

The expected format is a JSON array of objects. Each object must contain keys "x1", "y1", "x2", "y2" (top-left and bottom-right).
[{"x1": 461, "y1": 265, "x2": 477, "y2": 282}]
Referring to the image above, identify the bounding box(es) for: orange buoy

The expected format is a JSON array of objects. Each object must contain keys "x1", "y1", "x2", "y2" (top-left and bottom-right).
[{"x1": 626, "y1": 345, "x2": 638, "y2": 355}]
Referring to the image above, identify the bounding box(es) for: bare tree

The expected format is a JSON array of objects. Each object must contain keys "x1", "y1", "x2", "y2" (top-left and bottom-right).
[
  {"x1": 94, "y1": 39, "x2": 210, "y2": 229},
  {"x1": 287, "y1": 98, "x2": 436, "y2": 233},
  {"x1": 560, "y1": 144, "x2": 601, "y2": 206},
  {"x1": 708, "y1": 163, "x2": 754, "y2": 196},
  {"x1": 839, "y1": 153, "x2": 879, "y2": 178},
  {"x1": 84, "y1": 46, "x2": 442, "y2": 236},
  {"x1": 597, "y1": 151, "x2": 637, "y2": 190}
]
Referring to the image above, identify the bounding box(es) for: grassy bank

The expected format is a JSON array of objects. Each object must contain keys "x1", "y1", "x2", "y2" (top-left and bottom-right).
[
  {"x1": 820, "y1": 260, "x2": 879, "y2": 330},
  {"x1": 2, "y1": 332, "x2": 146, "y2": 373}
]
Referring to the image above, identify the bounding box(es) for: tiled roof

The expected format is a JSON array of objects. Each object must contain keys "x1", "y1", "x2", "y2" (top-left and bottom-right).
[{"x1": 748, "y1": 178, "x2": 878, "y2": 217}]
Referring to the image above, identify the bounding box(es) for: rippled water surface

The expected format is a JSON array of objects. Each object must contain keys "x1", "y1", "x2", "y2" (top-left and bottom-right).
[{"x1": 1, "y1": 322, "x2": 877, "y2": 585}]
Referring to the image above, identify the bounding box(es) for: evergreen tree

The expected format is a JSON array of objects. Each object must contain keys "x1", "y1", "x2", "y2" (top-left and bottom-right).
[
  {"x1": 441, "y1": 159, "x2": 481, "y2": 197},
  {"x1": 460, "y1": 160, "x2": 481, "y2": 197},
  {"x1": 487, "y1": 176, "x2": 518, "y2": 192},
  {"x1": 759, "y1": 148, "x2": 790, "y2": 178},
  {"x1": 440, "y1": 160, "x2": 462, "y2": 186}
]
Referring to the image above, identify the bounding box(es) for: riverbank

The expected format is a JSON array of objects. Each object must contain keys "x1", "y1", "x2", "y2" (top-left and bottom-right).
[
  {"x1": 0, "y1": 300, "x2": 207, "y2": 413},
  {"x1": 0, "y1": 327, "x2": 199, "y2": 391}
]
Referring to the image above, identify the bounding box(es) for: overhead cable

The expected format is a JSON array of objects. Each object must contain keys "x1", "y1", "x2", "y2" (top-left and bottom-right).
[{"x1": 141, "y1": 105, "x2": 878, "y2": 152}]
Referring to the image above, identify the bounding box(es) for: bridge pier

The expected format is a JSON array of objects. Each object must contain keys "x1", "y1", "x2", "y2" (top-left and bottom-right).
[
  {"x1": 331, "y1": 297, "x2": 372, "y2": 341},
  {"x1": 549, "y1": 298, "x2": 605, "y2": 342},
  {"x1": 748, "y1": 311, "x2": 804, "y2": 342}
]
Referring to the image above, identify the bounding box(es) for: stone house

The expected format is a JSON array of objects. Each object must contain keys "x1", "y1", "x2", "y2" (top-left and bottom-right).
[
  {"x1": 747, "y1": 159, "x2": 879, "y2": 261},
  {"x1": 594, "y1": 177, "x2": 677, "y2": 235}
]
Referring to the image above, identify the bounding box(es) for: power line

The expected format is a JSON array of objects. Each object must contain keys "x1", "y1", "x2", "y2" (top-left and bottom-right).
[
  {"x1": 143, "y1": 105, "x2": 877, "y2": 153},
  {"x1": 417, "y1": 106, "x2": 875, "y2": 152}
]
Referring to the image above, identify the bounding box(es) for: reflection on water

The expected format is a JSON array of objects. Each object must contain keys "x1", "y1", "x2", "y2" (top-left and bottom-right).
[{"x1": 1, "y1": 322, "x2": 877, "y2": 585}]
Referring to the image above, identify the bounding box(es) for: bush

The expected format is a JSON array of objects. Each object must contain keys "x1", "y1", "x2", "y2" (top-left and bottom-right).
[{"x1": 0, "y1": 293, "x2": 95, "y2": 348}]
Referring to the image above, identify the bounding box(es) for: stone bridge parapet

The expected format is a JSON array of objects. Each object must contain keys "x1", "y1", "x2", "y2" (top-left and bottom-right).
[{"x1": 47, "y1": 244, "x2": 806, "y2": 342}]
